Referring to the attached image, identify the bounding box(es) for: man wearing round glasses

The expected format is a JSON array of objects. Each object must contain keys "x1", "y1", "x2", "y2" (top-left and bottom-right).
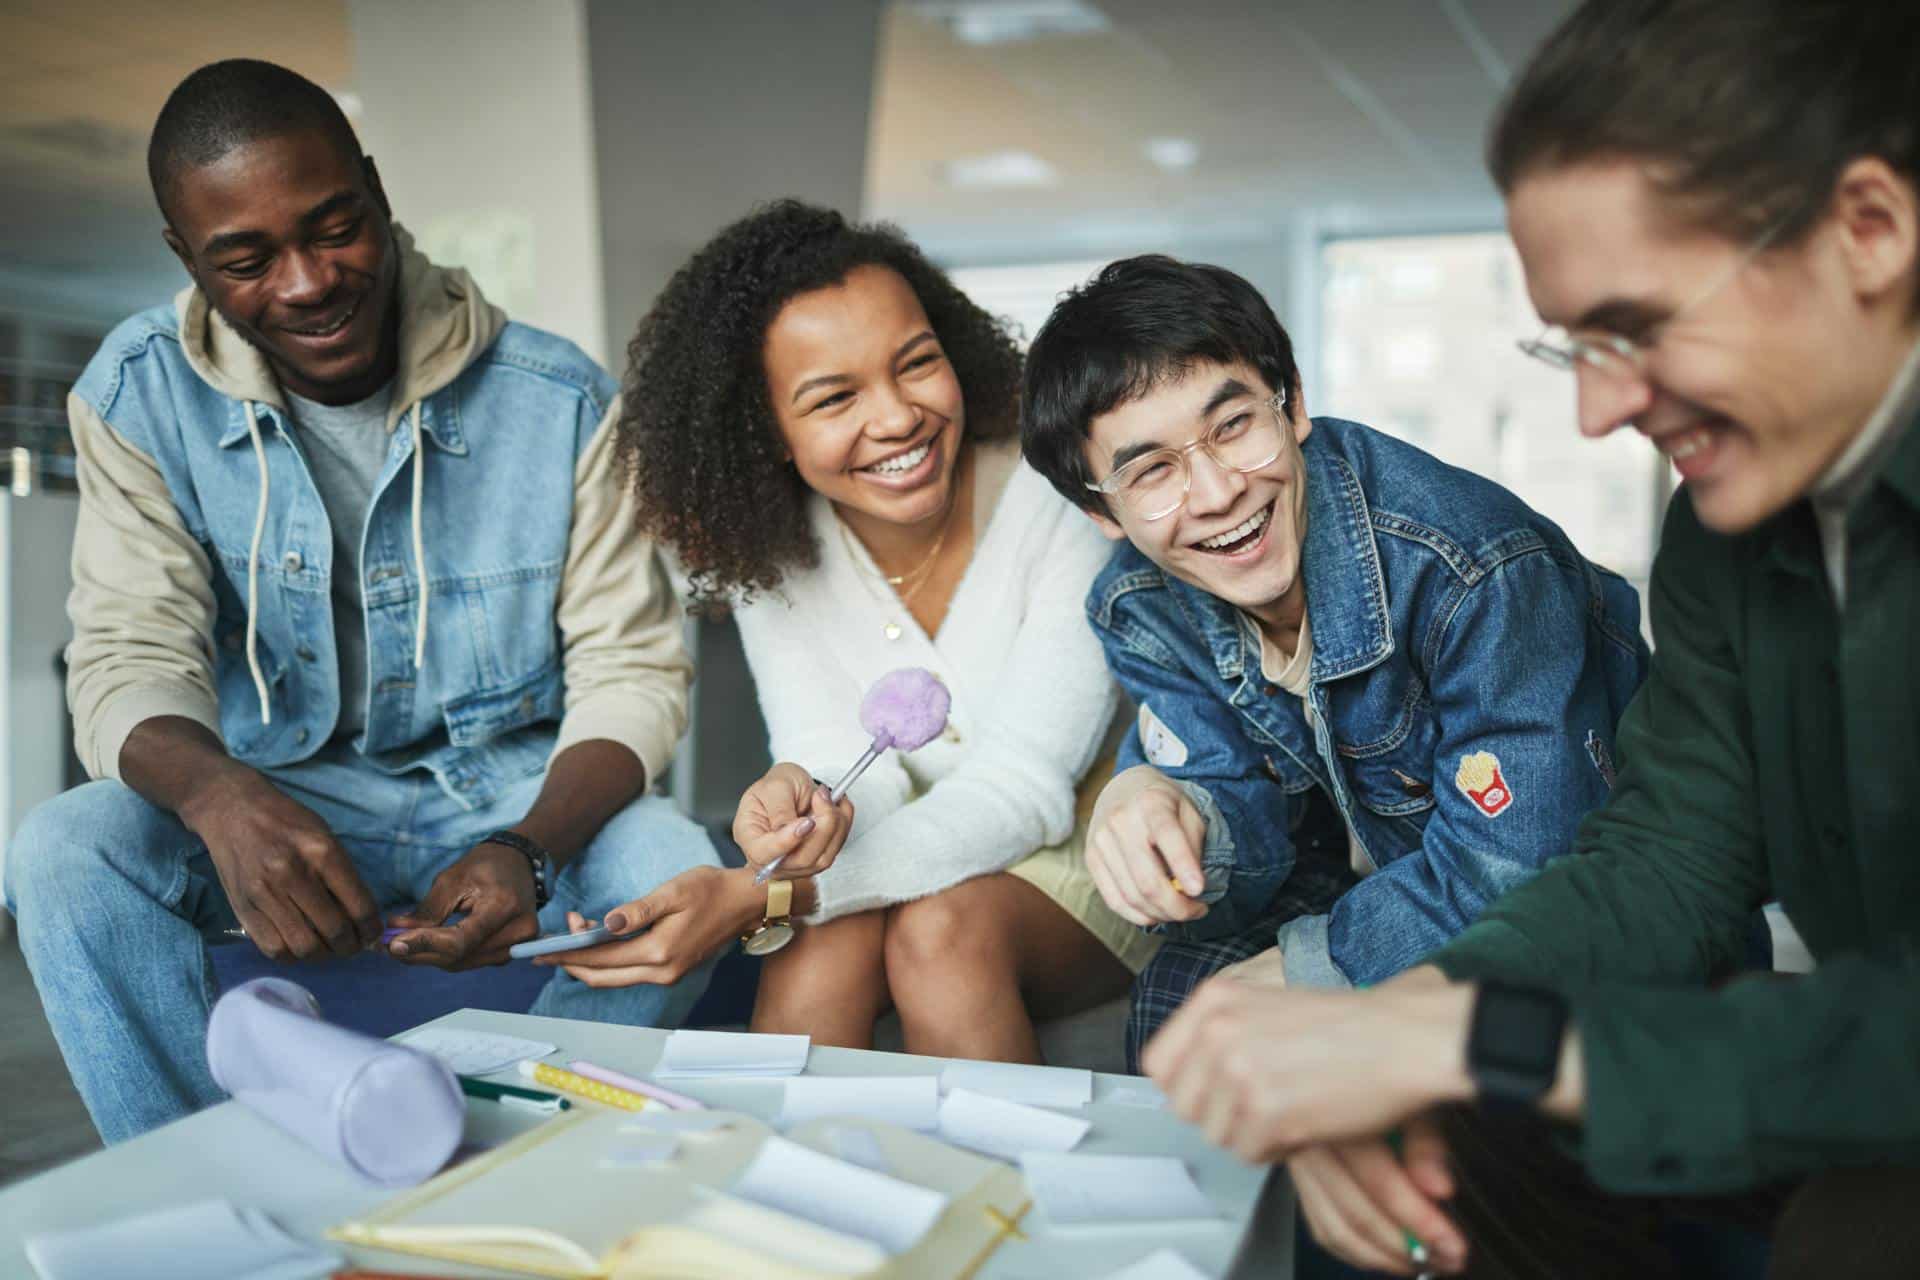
[
  {"x1": 1021, "y1": 254, "x2": 1650, "y2": 1072},
  {"x1": 1125, "y1": 1, "x2": 1920, "y2": 1276}
]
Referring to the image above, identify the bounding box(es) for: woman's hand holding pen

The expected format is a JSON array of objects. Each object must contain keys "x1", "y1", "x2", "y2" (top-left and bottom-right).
[{"x1": 734, "y1": 762, "x2": 855, "y2": 879}]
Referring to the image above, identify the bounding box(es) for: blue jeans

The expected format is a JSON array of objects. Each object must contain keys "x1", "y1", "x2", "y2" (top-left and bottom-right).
[{"x1": 2, "y1": 744, "x2": 719, "y2": 1143}]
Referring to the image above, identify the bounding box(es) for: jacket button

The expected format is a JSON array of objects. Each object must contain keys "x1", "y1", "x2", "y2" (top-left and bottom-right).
[
  {"x1": 519, "y1": 694, "x2": 536, "y2": 716},
  {"x1": 282, "y1": 550, "x2": 303, "y2": 572},
  {"x1": 296, "y1": 646, "x2": 317, "y2": 663},
  {"x1": 294, "y1": 728, "x2": 310, "y2": 745},
  {"x1": 1263, "y1": 682, "x2": 1280, "y2": 697}
]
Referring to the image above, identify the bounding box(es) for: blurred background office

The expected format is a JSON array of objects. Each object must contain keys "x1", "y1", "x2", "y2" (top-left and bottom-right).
[
  {"x1": 5, "y1": 0, "x2": 1661, "y2": 858},
  {"x1": 9, "y1": 0, "x2": 1739, "y2": 1186}
]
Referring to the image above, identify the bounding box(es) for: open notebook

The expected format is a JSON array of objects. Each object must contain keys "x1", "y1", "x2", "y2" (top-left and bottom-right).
[{"x1": 329, "y1": 1109, "x2": 1030, "y2": 1279}]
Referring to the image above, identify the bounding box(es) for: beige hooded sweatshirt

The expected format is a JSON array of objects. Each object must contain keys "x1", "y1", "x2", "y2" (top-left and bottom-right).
[{"x1": 64, "y1": 228, "x2": 691, "y2": 788}]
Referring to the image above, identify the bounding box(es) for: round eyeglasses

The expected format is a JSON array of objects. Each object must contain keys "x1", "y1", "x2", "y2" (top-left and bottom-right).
[
  {"x1": 1085, "y1": 391, "x2": 1288, "y2": 522},
  {"x1": 1517, "y1": 215, "x2": 1791, "y2": 382}
]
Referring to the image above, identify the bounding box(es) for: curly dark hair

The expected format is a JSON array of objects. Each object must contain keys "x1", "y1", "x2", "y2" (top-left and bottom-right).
[{"x1": 617, "y1": 199, "x2": 1025, "y2": 609}]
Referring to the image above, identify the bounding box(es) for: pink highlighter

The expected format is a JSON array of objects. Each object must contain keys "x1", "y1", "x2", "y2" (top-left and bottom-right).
[{"x1": 754, "y1": 667, "x2": 952, "y2": 885}]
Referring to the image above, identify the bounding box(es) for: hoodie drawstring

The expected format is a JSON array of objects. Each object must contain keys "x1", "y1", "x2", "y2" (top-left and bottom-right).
[
  {"x1": 239, "y1": 400, "x2": 429, "y2": 731},
  {"x1": 410, "y1": 401, "x2": 429, "y2": 669},
  {"x1": 243, "y1": 401, "x2": 273, "y2": 725}
]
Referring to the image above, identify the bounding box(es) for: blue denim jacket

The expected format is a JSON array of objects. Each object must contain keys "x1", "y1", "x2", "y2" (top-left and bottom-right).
[
  {"x1": 1090, "y1": 417, "x2": 1649, "y2": 987},
  {"x1": 70, "y1": 273, "x2": 613, "y2": 810}
]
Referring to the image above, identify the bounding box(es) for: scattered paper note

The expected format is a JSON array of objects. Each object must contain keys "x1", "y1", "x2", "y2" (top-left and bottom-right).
[
  {"x1": 780, "y1": 1076, "x2": 939, "y2": 1130},
  {"x1": 827, "y1": 1125, "x2": 891, "y2": 1173},
  {"x1": 939, "y1": 1060, "x2": 1092, "y2": 1108},
  {"x1": 1100, "y1": 1247, "x2": 1215, "y2": 1279},
  {"x1": 937, "y1": 1087, "x2": 1090, "y2": 1161},
  {"x1": 656, "y1": 1029, "x2": 810, "y2": 1078},
  {"x1": 25, "y1": 1198, "x2": 342, "y2": 1280},
  {"x1": 1019, "y1": 1153, "x2": 1221, "y2": 1227},
  {"x1": 396, "y1": 1027, "x2": 555, "y2": 1076},
  {"x1": 733, "y1": 1136, "x2": 948, "y2": 1255}
]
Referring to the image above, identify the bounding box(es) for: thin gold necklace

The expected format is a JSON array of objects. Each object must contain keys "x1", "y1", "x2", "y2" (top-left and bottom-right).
[{"x1": 838, "y1": 499, "x2": 959, "y2": 640}]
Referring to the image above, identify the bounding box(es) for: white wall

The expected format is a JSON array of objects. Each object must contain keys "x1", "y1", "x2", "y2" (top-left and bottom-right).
[{"x1": 347, "y1": 0, "x2": 609, "y2": 364}]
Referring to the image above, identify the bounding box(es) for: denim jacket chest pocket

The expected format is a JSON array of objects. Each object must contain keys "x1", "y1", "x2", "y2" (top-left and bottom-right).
[{"x1": 1329, "y1": 671, "x2": 1440, "y2": 821}]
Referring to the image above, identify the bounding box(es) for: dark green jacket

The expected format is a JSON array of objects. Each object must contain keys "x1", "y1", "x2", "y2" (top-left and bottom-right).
[{"x1": 1432, "y1": 409, "x2": 1920, "y2": 1196}]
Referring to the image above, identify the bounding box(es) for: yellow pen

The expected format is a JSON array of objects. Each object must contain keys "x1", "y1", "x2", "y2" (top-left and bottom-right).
[{"x1": 518, "y1": 1059, "x2": 651, "y2": 1112}]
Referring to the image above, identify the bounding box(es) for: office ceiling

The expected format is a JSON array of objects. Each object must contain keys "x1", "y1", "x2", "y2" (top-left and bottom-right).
[
  {"x1": 0, "y1": 0, "x2": 1571, "y2": 320},
  {"x1": 868, "y1": 0, "x2": 1573, "y2": 262}
]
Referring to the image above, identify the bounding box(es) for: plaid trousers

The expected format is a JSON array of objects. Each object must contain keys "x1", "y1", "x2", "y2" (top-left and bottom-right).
[{"x1": 1125, "y1": 792, "x2": 1358, "y2": 1074}]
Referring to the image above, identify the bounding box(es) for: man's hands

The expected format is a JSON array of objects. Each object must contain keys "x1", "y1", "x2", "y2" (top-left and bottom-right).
[
  {"x1": 386, "y1": 839, "x2": 541, "y2": 969},
  {"x1": 1289, "y1": 1122, "x2": 1464, "y2": 1275},
  {"x1": 1086, "y1": 771, "x2": 1209, "y2": 927},
  {"x1": 1142, "y1": 965, "x2": 1472, "y2": 1160},
  {"x1": 178, "y1": 763, "x2": 381, "y2": 961},
  {"x1": 734, "y1": 763, "x2": 854, "y2": 879},
  {"x1": 541, "y1": 865, "x2": 765, "y2": 986}
]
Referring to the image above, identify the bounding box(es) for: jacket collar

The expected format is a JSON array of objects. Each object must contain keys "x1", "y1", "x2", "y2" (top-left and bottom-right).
[{"x1": 1164, "y1": 423, "x2": 1394, "y2": 687}]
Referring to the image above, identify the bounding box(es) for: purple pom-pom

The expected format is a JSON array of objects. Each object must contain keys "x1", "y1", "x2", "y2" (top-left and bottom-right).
[{"x1": 859, "y1": 667, "x2": 951, "y2": 750}]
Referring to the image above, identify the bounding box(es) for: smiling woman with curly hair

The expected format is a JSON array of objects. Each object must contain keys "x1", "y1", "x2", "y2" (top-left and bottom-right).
[
  {"x1": 561, "y1": 201, "x2": 1157, "y2": 1063},
  {"x1": 616, "y1": 199, "x2": 1025, "y2": 610}
]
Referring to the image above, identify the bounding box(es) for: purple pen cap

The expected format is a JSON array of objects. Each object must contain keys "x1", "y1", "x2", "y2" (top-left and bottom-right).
[{"x1": 858, "y1": 667, "x2": 951, "y2": 751}]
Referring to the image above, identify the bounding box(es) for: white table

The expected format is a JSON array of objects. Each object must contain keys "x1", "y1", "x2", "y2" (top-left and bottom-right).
[{"x1": 0, "y1": 1008, "x2": 1293, "y2": 1278}]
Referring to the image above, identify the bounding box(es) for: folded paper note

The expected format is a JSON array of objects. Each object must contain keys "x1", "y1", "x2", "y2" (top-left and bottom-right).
[
  {"x1": 1019, "y1": 1153, "x2": 1221, "y2": 1227},
  {"x1": 398, "y1": 1026, "x2": 557, "y2": 1076},
  {"x1": 206, "y1": 977, "x2": 463, "y2": 1187},
  {"x1": 936, "y1": 1088, "x2": 1090, "y2": 1162},
  {"x1": 657, "y1": 1029, "x2": 811, "y2": 1078},
  {"x1": 939, "y1": 1060, "x2": 1093, "y2": 1109},
  {"x1": 779, "y1": 1076, "x2": 939, "y2": 1130},
  {"x1": 26, "y1": 1198, "x2": 342, "y2": 1280},
  {"x1": 731, "y1": 1136, "x2": 949, "y2": 1255},
  {"x1": 1100, "y1": 1247, "x2": 1214, "y2": 1279}
]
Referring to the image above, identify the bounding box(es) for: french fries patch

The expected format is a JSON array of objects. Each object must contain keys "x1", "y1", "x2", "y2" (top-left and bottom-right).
[{"x1": 1455, "y1": 751, "x2": 1513, "y2": 817}]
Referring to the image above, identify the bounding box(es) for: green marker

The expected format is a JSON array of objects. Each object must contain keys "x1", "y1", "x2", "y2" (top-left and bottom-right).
[
  {"x1": 1385, "y1": 1128, "x2": 1431, "y2": 1267},
  {"x1": 459, "y1": 1075, "x2": 570, "y2": 1113}
]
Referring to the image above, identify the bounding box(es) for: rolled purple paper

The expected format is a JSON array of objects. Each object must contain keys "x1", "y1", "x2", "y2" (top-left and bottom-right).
[
  {"x1": 858, "y1": 667, "x2": 951, "y2": 751},
  {"x1": 205, "y1": 977, "x2": 464, "y2": 1187}
]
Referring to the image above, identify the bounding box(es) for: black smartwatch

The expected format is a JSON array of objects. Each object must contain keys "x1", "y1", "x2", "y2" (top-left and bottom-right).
[
  {"x1": 481, "y1": 829, "x2": 554, "y2": 908},
  {"x1": 1466, "y1": 979, "x2": 1569, "y2": 1109}
]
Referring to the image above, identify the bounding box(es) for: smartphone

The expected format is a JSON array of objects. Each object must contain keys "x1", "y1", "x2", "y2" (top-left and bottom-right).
[{"x1": 508, "y1": 924, "x2": 616, "y2": 960}]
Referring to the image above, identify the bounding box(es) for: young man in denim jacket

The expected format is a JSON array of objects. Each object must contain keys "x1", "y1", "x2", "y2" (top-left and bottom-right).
[
  {"x1": 1021, "y1": 255, "x2": 1648, "y2": 1068},
  {"x1": 1, "y1": 60, "x2": 720, "y2": 1143}
]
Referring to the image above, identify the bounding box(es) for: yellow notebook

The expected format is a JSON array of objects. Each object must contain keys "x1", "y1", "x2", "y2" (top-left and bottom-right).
[{"x1": 329, "y1": 1108, "x2": 1030, "y2": 1279}]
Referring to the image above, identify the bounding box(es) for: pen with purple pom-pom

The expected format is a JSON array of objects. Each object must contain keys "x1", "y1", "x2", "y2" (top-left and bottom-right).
[{"x1": 754, "y1": 667, "x2": 952, "y2": 886}]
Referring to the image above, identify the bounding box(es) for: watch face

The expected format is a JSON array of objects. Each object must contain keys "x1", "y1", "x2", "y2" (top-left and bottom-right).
[{"x1": 741, "y1": 922, "x2": 796, "y2": 957}]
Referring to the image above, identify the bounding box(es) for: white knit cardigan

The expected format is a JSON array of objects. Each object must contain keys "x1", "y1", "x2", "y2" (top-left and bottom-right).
[{"x1": 731, "y1": 452, "x2": 1120, "y2": 923}]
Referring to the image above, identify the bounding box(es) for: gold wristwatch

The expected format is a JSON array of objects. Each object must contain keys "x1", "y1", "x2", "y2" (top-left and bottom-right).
[{"x1": 740, "y1": 877, "x2": 796, "y2": 956}]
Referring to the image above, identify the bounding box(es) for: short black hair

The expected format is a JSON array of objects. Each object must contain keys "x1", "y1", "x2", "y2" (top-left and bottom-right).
[
  {"x1": 1022, "y1": 255, "x2": 1299, "y2": 514},
  {"x1": 1490, "y1": 0, "x2": 1920, "y2": 244},
  {"x1": 148, "y1": 59, "x2": 363, "y2": 222}
]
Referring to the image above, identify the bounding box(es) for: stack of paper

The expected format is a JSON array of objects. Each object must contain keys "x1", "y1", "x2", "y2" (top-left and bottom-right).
[
  {"x1": 655, "y1": 1030, "x2": 811, "y2": 1078},
  {"x1": 779, "y1": 1076, "x2": 939, "y2": 1129},
  {"x1": 25, "y1": 1198, "x2": 341, "y2": 1280},
  {"x1": 1019, "y1": 1153, "x2": 1221, "y2": 1227},
  {"x1": 731, "y1": 1136, "x2": 949, "y2": 1255},
  {"x1": 939, "y1": 1060, "x2": 1093, "y2": 1108},
  {"x1": 936, "y1": 1088, "x2": 1090, "y2": 1161}
]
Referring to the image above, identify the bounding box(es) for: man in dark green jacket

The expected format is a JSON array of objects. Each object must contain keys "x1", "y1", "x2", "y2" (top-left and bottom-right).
[{"x1": 1141, "y1": 3, "x2": 1920, "y2": 1277}]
